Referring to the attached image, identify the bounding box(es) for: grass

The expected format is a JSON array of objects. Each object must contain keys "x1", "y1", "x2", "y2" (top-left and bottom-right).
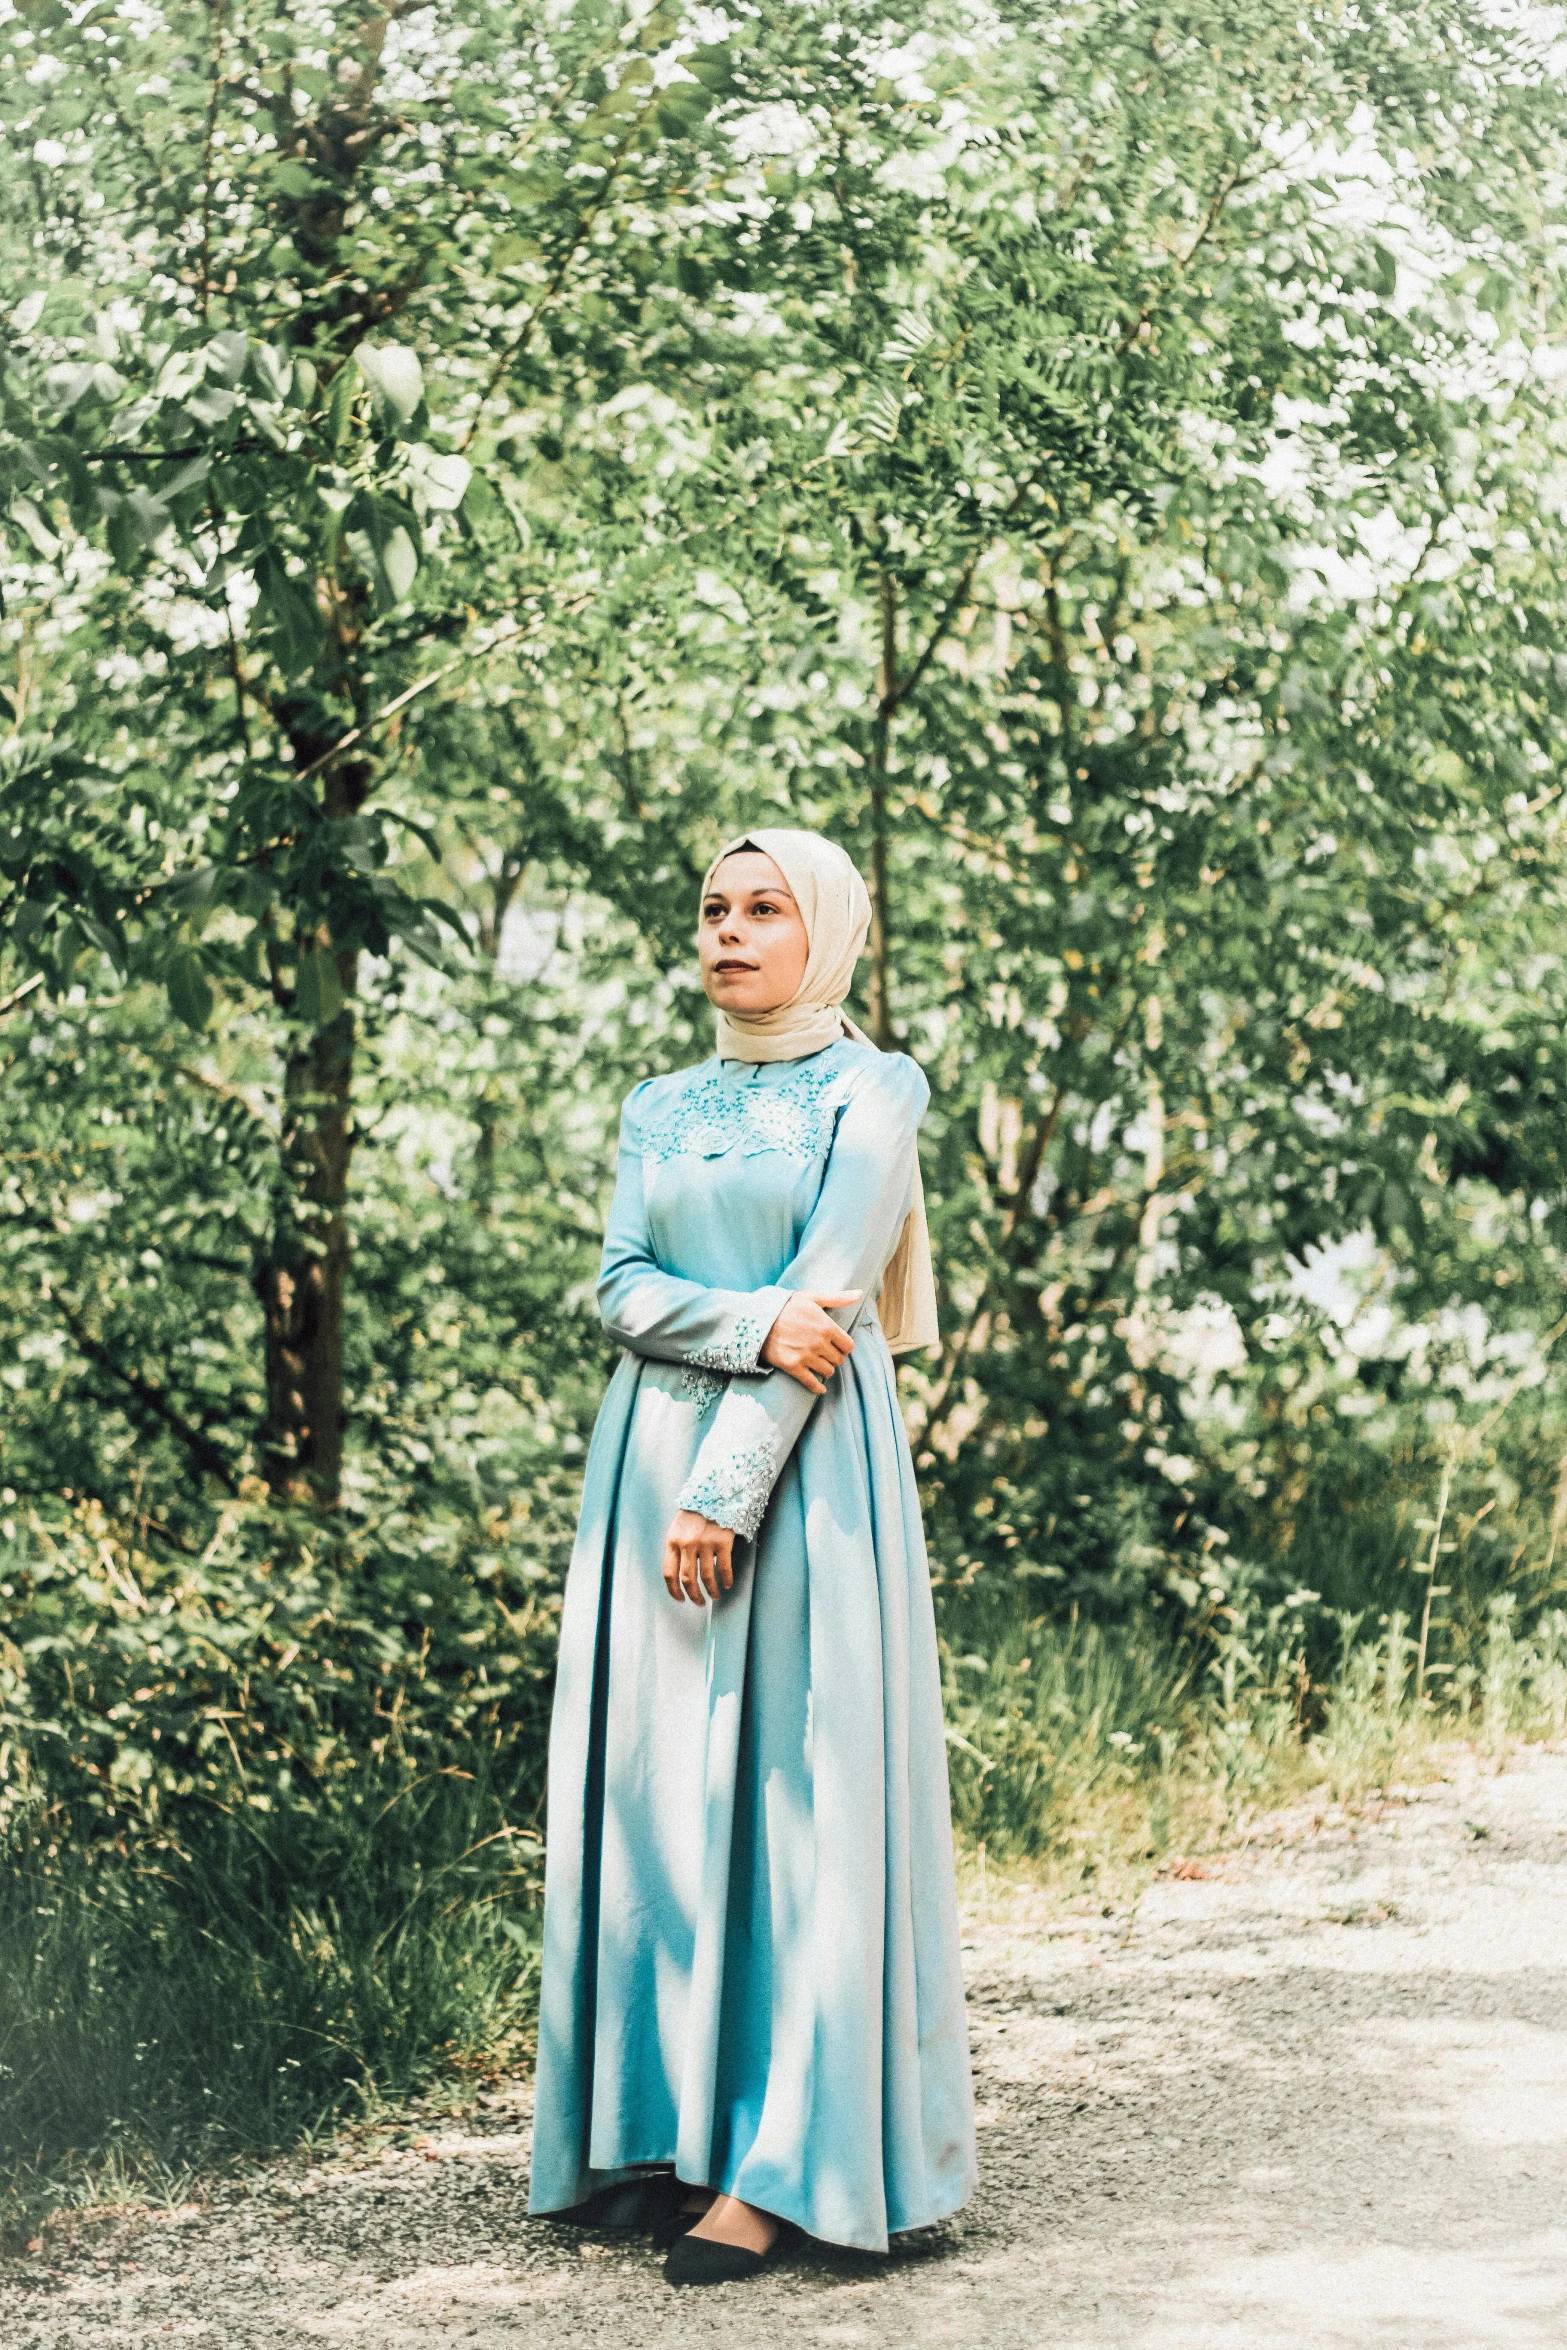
[
  {"x1": 941, "y1": 1593, "x2": 1567, "y2": 1898},
  {"x1": 0, "y1": 1755, "x2": 541, "y2": 2250},
  {"x1": 5, "y1": 1594, "x2": 1566, "y2": 2254}
]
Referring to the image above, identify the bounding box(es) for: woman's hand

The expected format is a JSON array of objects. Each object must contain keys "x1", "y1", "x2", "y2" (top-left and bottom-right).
[
  {"x1": 761, "y1": 1289, "x2": 861, "y2": 1395},
  {"x1": 663, "y1": 1510, "x2": 736, "y2": 1605}
]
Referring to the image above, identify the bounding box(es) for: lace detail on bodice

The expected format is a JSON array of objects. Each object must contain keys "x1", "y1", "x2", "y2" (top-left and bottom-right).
[{"x1": 632, "y1": 1059, "x2": 845, "y2": 1167}]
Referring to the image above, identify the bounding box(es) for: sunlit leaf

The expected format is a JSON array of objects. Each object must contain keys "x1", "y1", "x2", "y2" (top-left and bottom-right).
[{"x1": 356, "y1": 343, "x2": 424, "y2": 426}]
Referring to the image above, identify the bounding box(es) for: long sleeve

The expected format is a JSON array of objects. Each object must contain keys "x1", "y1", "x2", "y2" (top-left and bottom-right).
[
  {"x1": 597, "y1": 1096, "x2": 792, "y2": 1371},
  {"x1": 675, "y1": 1053, "x2": 930, "y2": 1538}
]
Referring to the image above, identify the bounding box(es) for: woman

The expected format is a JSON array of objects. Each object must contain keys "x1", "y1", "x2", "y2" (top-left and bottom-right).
[{"x1": 528, "y1": 827, "x2": 976, "y2": 2285}]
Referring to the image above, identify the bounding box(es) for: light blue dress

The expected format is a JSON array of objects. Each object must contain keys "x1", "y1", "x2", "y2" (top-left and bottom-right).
[{"x1": 527, "y1": 1038, "x2": 977, "y2": 2254}]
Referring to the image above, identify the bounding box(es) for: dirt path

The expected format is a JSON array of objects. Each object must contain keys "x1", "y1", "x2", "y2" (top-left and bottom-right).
[{"x1": 6, "y1": 1745, "x2": 1566, "y2": 2350}]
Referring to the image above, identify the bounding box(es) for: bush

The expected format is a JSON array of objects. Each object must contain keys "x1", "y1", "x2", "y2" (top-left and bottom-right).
[{"x1": 0, "y1": 1492, "x2": 556, "y2": 2241}]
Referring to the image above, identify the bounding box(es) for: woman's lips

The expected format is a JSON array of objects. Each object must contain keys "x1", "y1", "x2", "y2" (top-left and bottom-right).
[{"x1": 714, "y1": 960, "x2": 757, "y2": 973}]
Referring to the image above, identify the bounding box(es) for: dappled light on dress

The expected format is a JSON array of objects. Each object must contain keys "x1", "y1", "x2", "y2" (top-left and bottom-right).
[{"x1": 528, "y1": 1039, "x2": 977, "y2": 2252}]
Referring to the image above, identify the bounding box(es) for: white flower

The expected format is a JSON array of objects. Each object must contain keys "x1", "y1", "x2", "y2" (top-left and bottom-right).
[
  {"x1": 725, "y1": 100, "x2": 820, "y2": 164},
  {"x1": 26, "y1": 55, "x2": 67, "y2": 85},
  {"x1": 861, "y1": 33, "x2": 942, "y2": 101},
  {"x1": 651, "y1": 46, "x2": 698, "y2": 89},
  {"x1": 32, "y1": 139, "x2": 69, "y2": 169},
  {"x1": 877, "y1": 126, "x2": 970, "y2": 202}
]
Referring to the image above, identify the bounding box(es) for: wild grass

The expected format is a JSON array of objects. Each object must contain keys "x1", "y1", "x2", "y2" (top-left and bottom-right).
[
  {"x1": 942, "y1": 1595, "x2": 1567, "y2": 1901},
  {"x1": 0, "y1": 1495, "x2": 553, "y2": 2250},
  {"x1": 0, "y1": 1757, "x2": 541, "y2": 2248}
]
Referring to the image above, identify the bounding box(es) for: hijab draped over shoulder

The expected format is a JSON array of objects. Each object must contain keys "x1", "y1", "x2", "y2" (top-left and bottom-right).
[{"x1": 700, "y1": 826, "x2": 939, "y2": 1355}]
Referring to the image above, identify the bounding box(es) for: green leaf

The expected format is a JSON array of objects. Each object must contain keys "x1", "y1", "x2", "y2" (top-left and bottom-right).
[
  {"x1": 188, "y1": 384, "x2": 238, "y2": 426},
  {"x1": 159, "y1": 457, "x2": 212, "y2": 501},
  {"x1": 380, "y1": 526, "x2": 418, "y2": 600},
  {"x1": 273, "y1": 160, "x2": 323, "y2": 200},
  {"x1": 346, "y1": 521, "x2": 418, "y2": 609},
  {"x1": 254, "y1": 548, "x2": 324, "y2": 675},
  {"x1": 10, "y1": 497, "x2": 61, "y2": 559},
  {"x1": 166, "y1": 864, "x2": 221, "y2": 916},
  {"x1": 295, "y1": 945, "x2": 345, "y2": 1030},
  {"x1": 122, "y1": 488, "x2": 172, "y2": 548},
  {"x1": 44, "y1": 361, "x2": 96, "y2": 411},
  {"x1": 166, "y1": 948, "x2": 213, "y2": 1033},
  {"x1": 409, "y1": 447, "x2": 472, "y2": 511},
  {"x1": 356, "y1": 343, "x2": 424, "y2": 426},
  {"x1": 73, "y1": 910, "x2": 127, "y2": 976},
  {"x1": 250, "y1": 343, "x2": 293, "y2": 402},
  {"x1": 206, "y1": 330, "x2": 250, "y2": 386},
  {"x1": 460, "y1": 468, "x2": 496, "y2": 523}
]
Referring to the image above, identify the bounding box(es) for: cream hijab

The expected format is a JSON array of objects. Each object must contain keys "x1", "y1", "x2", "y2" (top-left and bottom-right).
[{"x1": 700, "y1": 827, "x2": 939, "y2": 1355}]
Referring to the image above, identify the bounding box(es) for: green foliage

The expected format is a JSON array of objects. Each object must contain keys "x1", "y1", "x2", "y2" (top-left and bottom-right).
[
  {"x1": 0, "y1": 1762, "x2": 541, "y2": 2237},
  {"x1": 0, "y1": 1492, "x2": 554, "y2": 2236},
  {"x1": 944, "y1": 1597, "x2": 1567, "y2": 1872}
]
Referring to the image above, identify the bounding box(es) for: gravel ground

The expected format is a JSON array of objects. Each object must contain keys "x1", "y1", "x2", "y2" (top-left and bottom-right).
[{"x1": 5, "y1": 1744, "x2": 1566, "y2": 2350}]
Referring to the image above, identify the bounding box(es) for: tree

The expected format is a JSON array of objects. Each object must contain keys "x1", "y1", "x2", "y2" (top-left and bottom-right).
[
  {"x1": 6, "y1": 0, "x2": 1567, "y2": 1630},
  {"x1": 1, "y1": 0, "x2": 734, "y2": 1497}
]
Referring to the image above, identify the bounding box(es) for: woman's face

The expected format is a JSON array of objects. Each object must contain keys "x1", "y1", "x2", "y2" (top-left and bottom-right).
[{"x1": 699, "y1": 850, "x2": 809, "y2": 1014}]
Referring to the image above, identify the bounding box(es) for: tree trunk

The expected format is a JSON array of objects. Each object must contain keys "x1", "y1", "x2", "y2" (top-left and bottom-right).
[
  {"x1": 247, "y1": 21, "x2": 401, "y2": 1505},
  {"x1": 259, "y1": 697, "x2": 370, "y2": 1504},
  {"x1": 259, "y1": 946, "x2": 359, "y2": 1503},
  {"x1": 471, "y1": 847, "x2": 527, "y2": 1219}
]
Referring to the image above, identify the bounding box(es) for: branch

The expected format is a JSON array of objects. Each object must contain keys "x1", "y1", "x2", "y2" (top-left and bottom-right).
[
  {"x1": 78, "y1": 441, "x2": 272, "y2": 463},
  {"x1": 889, "y1": 549, "x2": 983, "y2": 714},
  {"x1": 0, "y1": 973, "x2": 44, "y2": 1019},
  {"x1": 1003, "y1": 1081, "x2": 1067, "y2": 1244},
  {"x1": 51, "y1": 1295, "x2": 240, "y2": 1493},
  {"x1": 126, "y1": 1040, "x2": 278, "y2": 1132},
  {"x1": 289, "y1": 595, "x2": 591, "y2": 785},
  {"x1": 1113, "y1": 89, "x2": 1313, "y2": 361},
  {"x1": 885, "y1": 479, "x2": 1072, "y2": 719},
  {"x1": 459, "y1": 80, "x2": 667, "y2": 453},
  {"x1": 917, "y1": 1080, "x2": 1067, "y2": 1460}
]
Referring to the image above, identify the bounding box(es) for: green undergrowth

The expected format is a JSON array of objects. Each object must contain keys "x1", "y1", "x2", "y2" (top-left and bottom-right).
[
  {"x1": 0, "y1": 1760, "x2": 543, "y2": 2249},
  {"x1": 942, "y1": 1594, "x2": 1567, "y2": 1900},
  {"x1": 0, "y1": 1495, "x2": 553, "y2": 2251},
  {"x1": 4, "y1": 1498, "x2": 1567, "y2": 2255}
]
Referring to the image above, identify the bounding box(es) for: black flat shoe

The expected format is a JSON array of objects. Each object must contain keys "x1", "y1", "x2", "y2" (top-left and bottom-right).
[{"x1": 663, "y1": 2221, "x2": 792, "y2": 2287}]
